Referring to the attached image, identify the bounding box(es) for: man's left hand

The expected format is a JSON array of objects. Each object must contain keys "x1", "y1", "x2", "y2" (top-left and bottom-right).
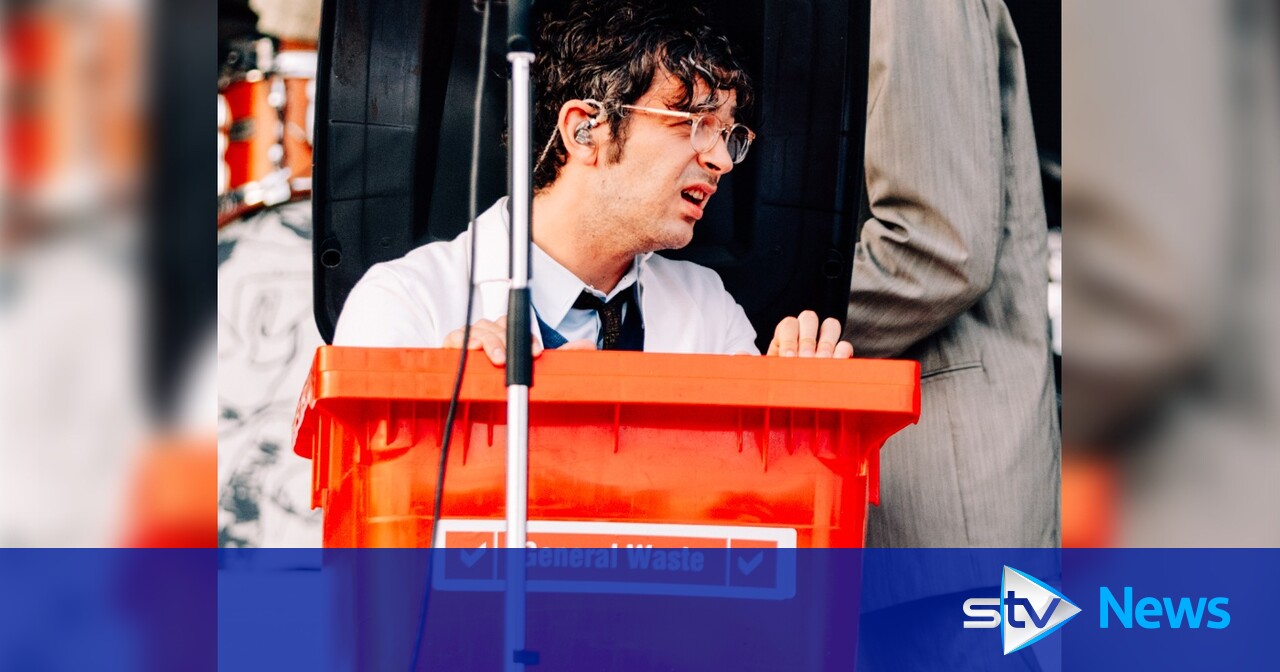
[{"x1": 767, "y1": 310, "x2": 854, "y2": 358}]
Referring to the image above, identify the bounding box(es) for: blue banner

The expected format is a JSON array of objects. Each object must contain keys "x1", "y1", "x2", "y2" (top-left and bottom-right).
[
  {"x1": 0, "y1": 549, "x2": 216, "y2": 672},
  {"x1": 1, "y1": 549, "x2": 1276, "y2": 670}
]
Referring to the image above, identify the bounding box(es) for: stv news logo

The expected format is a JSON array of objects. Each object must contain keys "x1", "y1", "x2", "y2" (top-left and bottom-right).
[{"x1": 963, "y1": 566, "x2": 1082, "y2": 655}]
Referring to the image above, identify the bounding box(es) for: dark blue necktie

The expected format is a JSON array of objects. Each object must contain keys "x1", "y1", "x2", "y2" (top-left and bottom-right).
[
  {"x1": 571, "y1": 287, "x2": 630, "y2": 350},
  {"x1": 535, "y1": 284, "x2": 644, "y2": 351}
]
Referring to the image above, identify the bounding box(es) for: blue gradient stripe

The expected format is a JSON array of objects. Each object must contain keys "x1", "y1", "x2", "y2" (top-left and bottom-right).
[{"x1": 0, "y1": 549, "x2": 1277, "y2": 670}]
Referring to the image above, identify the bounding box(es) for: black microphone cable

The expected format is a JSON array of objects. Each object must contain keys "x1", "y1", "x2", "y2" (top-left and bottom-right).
[{"x1": 410, "y1": 0, "x2": 493, "y2": 668}]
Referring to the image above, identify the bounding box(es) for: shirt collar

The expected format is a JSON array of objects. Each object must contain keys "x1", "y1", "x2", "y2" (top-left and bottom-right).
[
  {"x1": 496, "y1": 200, "x2": 647, "y2": 329},
  {"x1": 531, "y1": 244, "x2": 639, "y2": 329}
]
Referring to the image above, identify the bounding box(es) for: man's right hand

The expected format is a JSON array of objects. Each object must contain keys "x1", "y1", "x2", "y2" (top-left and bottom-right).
[
  {"x1": 442, "y1": 316, "x2": 524, "y2": 366},
  {"x1": 443, "y1": 316, "x2": 596, "y2": 366}
]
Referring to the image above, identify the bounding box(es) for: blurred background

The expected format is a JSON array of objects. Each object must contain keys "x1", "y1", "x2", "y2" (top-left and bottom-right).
[
  {"x1": 0, "y1": 0, "x2": 1275, "y2": 550},
  {"x1": 1, "y1": 0, "x2": 215, "y2": 548},
  {"x1": 1061, "y1": 0, "x2": 1280, "y2": 547}
]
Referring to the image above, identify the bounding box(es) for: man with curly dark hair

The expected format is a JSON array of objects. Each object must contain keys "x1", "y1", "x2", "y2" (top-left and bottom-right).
[
  {"x1": 335, "y1": 0, "x2": 850, "y2": 361},
  {"x1": 529, "y1": 0, "x2": 753, "y2": 194}
]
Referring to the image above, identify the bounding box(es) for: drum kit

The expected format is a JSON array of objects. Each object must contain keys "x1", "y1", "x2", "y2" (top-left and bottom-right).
[{"x1": 217, "y1": 36, "x2": 316, "y2": 227}]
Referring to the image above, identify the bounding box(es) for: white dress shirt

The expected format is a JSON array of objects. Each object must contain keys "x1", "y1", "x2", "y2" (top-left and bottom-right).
[
  {"x1": 333, "y1": 198, "x2": 759, "y2": 354},
  {"x1": 528, "y1": 241, "x2": 638, "y2": 347}
]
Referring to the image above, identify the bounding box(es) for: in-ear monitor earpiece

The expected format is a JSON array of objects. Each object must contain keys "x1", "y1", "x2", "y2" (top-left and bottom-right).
[
  {"x1": 575, "y1": 119, "x2": 596, "y2": 144},
  {"x1": 575, "y1": 98, "x2": 606, "y2": 145}
]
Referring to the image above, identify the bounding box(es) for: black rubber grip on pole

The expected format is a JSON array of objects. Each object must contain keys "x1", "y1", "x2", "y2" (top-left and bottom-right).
[
  {"x1": 506, "y1": 287, "x2": 534, "y2": 387},
  {"x1": 508, "y1": 0, "x2": 533, "y2": 53}
]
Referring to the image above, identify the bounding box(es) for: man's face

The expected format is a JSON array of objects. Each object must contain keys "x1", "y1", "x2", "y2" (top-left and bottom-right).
[{"x1": 588, "y1": 71, "x2": 739, "y2": 254}]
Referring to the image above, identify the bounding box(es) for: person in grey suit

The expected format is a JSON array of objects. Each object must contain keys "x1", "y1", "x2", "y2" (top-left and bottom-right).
[
  {"x1": 849, "y1": 0, "x2": 1060, "y2": 648},
  {"x1": 851, "y1": 0, "x2": 1059, "y2": 550},
  {"x1": 851, "y1": 1, "x2": 1060, "y2": 667}
]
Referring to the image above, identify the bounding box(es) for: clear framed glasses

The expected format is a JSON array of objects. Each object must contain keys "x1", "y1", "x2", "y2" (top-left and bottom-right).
[{"x1": 620, "y1": 105, "x2": 756, "y2": 164}]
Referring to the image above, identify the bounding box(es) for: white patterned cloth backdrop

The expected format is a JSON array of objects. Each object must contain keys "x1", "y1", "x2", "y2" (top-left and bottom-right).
[{"x1": 217, "y1": 200, "x2": 323, "y2": 547}]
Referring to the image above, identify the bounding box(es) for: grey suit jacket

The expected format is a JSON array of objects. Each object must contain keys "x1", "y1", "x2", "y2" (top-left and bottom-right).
[{"x1": 848, "y1": 0, "x2": 1060, "y2": 598}]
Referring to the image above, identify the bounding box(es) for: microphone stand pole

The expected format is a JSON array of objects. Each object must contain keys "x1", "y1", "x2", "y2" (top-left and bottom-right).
[{"x1": 504, "y1": 1, "x2": 535, "y2": 670}]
